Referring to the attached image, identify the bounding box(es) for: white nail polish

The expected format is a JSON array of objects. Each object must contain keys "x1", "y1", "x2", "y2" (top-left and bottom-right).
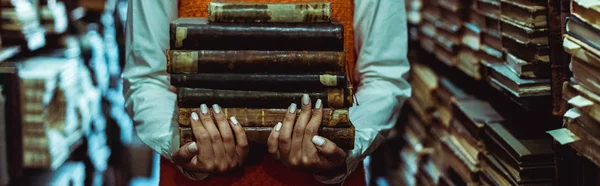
[
  {"x1": 212, "y1": 104, "x2": 221, "y2": 114},
  {"x1": 187, "y1": 142, "x2": 198, "y2": 153},
  {"x1": 191, "y1": 112, "x2": 199, "y2": 121},
  {"x1": 315, "y1": 99, "x2": 322, "y2": 109},
  {"x1": 289, "y1": 103, "x2": 297, "y2": 113},
  {"x1": 312, "y1": 136, "x2": 325, "y2": 146},
  {"x1": 230, "y1": 116, "x2": 239, "y2": 125},
  {"x1": 302, "y1": 94, "x2": 309, "y2": 105},
  {"x1": 275, "y1": 122, "x2": 282, "y2": 131},
  {"x1": 200, "y1": 104, "x2": 209, "y2": 114}
]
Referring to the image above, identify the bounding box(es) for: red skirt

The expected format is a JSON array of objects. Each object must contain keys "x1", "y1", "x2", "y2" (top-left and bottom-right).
[{"x1": 159, "y1": 148, "x2": 366, "y2": 186}]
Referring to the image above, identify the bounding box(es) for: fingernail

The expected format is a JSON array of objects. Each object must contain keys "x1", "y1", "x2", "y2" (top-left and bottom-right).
[
  {"x1": 315, "y1": 99, "x2": 322, "y2": 109},
  {"x1": 302, "y1": 94, "x2": 309, "y2": 105},
  {"x1": 275, "y1": 122, "x2": 282, "y2": 131},
  {"x1": 200, "y1": 104, "x2": 208, "y2": 114},
  {"x1": 188, "y1": 142, "x2": 198, "y2": 153},
  {"x1": 230, "y1": 116, "x2": 239, "y2": 125},
  {"x1": 312, "y1": 136, "x2": 325, "y2": 146},
  {"x1": 212, "y1": 104, "x2": 221, "y2": 114},
  {"x1": 191, "y1": 112, "x2": 199, "y2": 121},
  {"x1": 288, "y1": 103, "x2": 297, "y2": 114}
]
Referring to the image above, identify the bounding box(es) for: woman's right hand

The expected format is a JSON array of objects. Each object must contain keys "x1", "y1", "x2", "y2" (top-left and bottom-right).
[{"x1": 171, "y1": 104, "x2": 249, "y2": 173}]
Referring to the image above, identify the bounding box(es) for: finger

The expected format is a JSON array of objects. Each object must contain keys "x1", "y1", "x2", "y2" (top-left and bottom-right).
[
  {"x1": 278, "y1": 103, "x2": 297, "y2": 160},
  {"x1": 190, "y1": 111, "x2": 214, "y2": 160},
  {"x1": 290, "y1": 94, "x2": 311, "y2": 166},
  {"x1": 268, "y1": 122, "x2": 282, "y2": 158},
  {"x1": 230, "y1": 116, "x2": 249, "y2": 165},
  {"x1": 302, "y1": 99, "x2": 323, "y2": 167},
  {"x1": 172, "y1": 142, "x2": 199, "y2": 166},
  {"x1": 212, "y1": 104, "x2": 236, "y2": 167},
  {"x1": 199, "y1": 104, "x2": 227, "y2": 171},
  {"x1": 312, "y1": 136, "x2": 346, "y2": 165}
]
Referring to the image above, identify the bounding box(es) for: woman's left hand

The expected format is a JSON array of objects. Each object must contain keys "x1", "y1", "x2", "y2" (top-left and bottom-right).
[{"x1": 267, "y1": 94, "x2": 347, "y2": 175}]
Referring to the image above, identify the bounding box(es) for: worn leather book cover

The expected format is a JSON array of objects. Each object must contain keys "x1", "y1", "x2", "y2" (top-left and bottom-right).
[
  {"x1": 458, "y1": 48, "x2": 482, "y2": 80},
  {"x1": 572, "y1": 57, "x2": 600, "y2": 95},
  {"x1": 502, "y1": 36, "x2": 550, "y2": 63},
  {"x1": 501, "y1": 18, "x2": 549, "y2": 46},
  {"x1": 170, "y1": 73, "x2": 347, "y2": 91},
  {"x1": 207, "y1": 2, "x2": 331, "y2": 23},
  {"x1": 566, "y1": 16, "x2": 600, "y2": 51},
  {"x1": 177, "y1": 88, "x2": 352, "y2": 109},
  {"x1": 505, "y1": 52, "x2": 551, "y2": 78},
  {"x1": 411, "y1": 63, "x2": 439, "y2": 110},
  {"x1": 475, "y1": 0, "x2": 500, "y2": 19},
  {"x1": 488, "y1": 63, "x2": 551, "y2": 97},
  {"x1": 170, "y1": 18, "x2": 344, "y2": 51},
  {"x1": 180, "y1": 126, "x2": 354, "y2": 150},
  {"x1": 500, "y1": 0, "x2": 548, "y2": 29},
  {"x1": 177, "y1": 107, "x2": 350, "y2": 127},
  {"x1": 440, "y1": 135, "x2": 479, "y2": 185},
  {"x1": 562, "y1": 82, "x2": 600, "y2": 123},
  {"x1": 452, "y1": 98, "x2": 504, "y2": 141},
  {"x1": 564, "y1": 118, "x2": 600, "y2": 167},
  {"x1": 563, "y1": 34, "x2": 600, "y2": 69},
  {"x1": 478, "y1": 44, "x2": 504, "y2": 65},
  {"x1": 481, "y1": 31, "x2": 502, "y2": 52},
  {"x1": 449, "y1": 120, "x2": 482, "y2": 165},
  {"x1": 571, "y1": 0, "x2": 600, "y2": 30},
  {"x1": 166, "y1": 50, "x2": 345, "y2": 74}
]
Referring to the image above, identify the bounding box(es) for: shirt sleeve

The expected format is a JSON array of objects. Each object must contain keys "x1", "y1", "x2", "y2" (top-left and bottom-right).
[
  {"x1": 314, "y1": 0, "x2": 412, "y2": 184},
  {"x1": 123, "y1": 0, "x2": 208, "y2": 180}
]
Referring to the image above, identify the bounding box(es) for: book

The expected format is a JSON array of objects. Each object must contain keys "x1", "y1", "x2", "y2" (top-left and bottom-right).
[
  {"x1": 571, "y1": 57, "x2": 600, "y2": 95},
  {"x1": 568, "y1": 108, "x2": 600, "y2": 143},
  {"x1": 436, "y1": 25, "x2": 461, "y2": 53},
  {"x1": 411, "y1": 63, "x2": 439, "y2": 110},
  {"x1": 502, "y1": 36, "x2": 550, "y2": 63},
  {"x1": 474, "y1": 0, "x2": 500, "y2": 19},
  {"x1": 422, "y1": 3, "x2": 441, "y2": 23},
  {"x1": 488, "y1": 64, "x2": 551, "y2": 97},
  {"x1": 179, "y1": 126, "x2": 354, "y2": 150},
  {"x1": 501, "y1": 18, "x2": 549, "y2": 46},
  {"x1": 500, "y1": 0, "x2": 548, "y2": 29},
  {"x1": 452, "y1": 98, "x2": 504, "y2": 141},
  {"x1": 562, "y1": 82, "x2": 600, "y2": 123},
  {"x1": 462, "y1": 23, "x2": 481, "y2": 51},
  {"x1": 479, "y1": 153, "x2": 516, "y2": 186},
  {"x1": 434, "y1": 77, "x2": 471, "y2": 107},
  {"x1": 564, "y1": 117, "x2": 600, "y2": 167},
  {"x1": 437, "y1": 6, "x2": 465, "y2": 32},
  {"x1": 434, "y1": 46, "x2": 459, "y2": 66},
  {"x1": 470, "y1": 8, "x2": 487, "y2": 30},
  {"x1": 169, "y1": 18, "x2": 344, "y2": 51},
  {"x1": 458, "y1": 48, "x2": 482, "y2": 80},
  {"x1": 166, "y1": 50, "x2": 345, "y2": 74},
  {"x1": 563, "y1": 34, "x2": 600, "y2": 69},
  {"x1": 566, "y1": 16, "x2": 600, "y2": 51},
  {"x1": 177, "y1": 88, "x2": 352, "y2": 109},
  {"x1": 449, "y1": 120, "x2": 481, "y2": 165},
  {"x1": 478, "y1": 44, "x2": 504, "y2": 65},
  {"x1": 505, "y1": 52, "x2": 551, "y2": 78},
  {"x1": 170, "y1": 73, "x2": 347, "y2": 90},
  {"x1": 481, "y1": 31, "x2": 502, "y2": 52},
  {"x1": 207, "y1": 2, "x2": 331, "y2": 23},
  {"x1": 440, "y1": 135, "x2": 479, "y2": 185},
  {"x1": 571, "y1": 0, "x2": 600, "y2": 30},
  {"x1": 177, "y1": 107, "x2": 350, "y2": 127}
]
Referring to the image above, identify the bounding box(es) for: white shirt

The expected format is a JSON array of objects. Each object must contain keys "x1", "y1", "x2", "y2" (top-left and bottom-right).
[{"x1": 123, "y1": 0, "x2": 411, "y2": 184}]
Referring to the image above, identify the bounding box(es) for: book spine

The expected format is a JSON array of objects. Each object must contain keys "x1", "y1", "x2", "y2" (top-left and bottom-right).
[
  {"x1": 178, "y1": 108, "x2": 350, "y2": 128},
  {"x1": 179, "y1": 126, "x2": 354, "y2": 150},
  {"x1": 170, "y1": 73, "x2": 346, "y2": 90},
  {"x1": 166, "y1": 50, "x2": 345, "y2": 74},
  {"x1": 177, "y1": 88, "x2": 352, "y2": 109},
  {"x1": 170, "y1": 20, "x2": 344, "y2": 51},
  {"x1": 208, "y1": 2, "x2": 332, "y2": 23}
]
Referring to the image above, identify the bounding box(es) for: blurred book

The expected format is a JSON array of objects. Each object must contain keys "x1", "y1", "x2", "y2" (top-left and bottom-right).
[{"x1": 487, "y1": 63, "x2": 550, "y2": 97}]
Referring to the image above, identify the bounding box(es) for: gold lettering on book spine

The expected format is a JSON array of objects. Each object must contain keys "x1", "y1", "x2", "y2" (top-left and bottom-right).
[{"x1": 171, "y1": 51, "x2": 198, "y2": 73}]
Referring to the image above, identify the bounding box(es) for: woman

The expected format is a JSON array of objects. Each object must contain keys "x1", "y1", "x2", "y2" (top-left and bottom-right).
[{"x1": 123, "y1": 0, "x2": 411, "y2": 185}]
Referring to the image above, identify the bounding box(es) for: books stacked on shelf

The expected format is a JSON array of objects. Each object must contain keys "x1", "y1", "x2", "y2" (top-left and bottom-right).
[
  {"x1": 0, "y1": 0, "x2": 46, "y2": 51},
  {"x1": 434, "y1": 0, "x2": 470, "y2": 67},
  {"x1": 472, "y1": 0, "x2": 503, "y2": 70},
  {"x1": 561, "y1": 0, "x2": 600, "y2": 168},
  {"x1": 169, "y1": 2, "x2": 355, "y2": 149}
]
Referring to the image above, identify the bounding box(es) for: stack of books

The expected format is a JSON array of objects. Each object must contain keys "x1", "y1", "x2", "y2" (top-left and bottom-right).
[
  {"x1": 561, "y1": 0, "x2": 600, "y2": 168},
  {"x1": 434, "y1": 0, "x2": 470, "y2": 67},
  {"x1": 0, "y1": 0, "x2": 46, "y2": 50},
  {"x1": 168, "y1": 1, "x2": 355, "y2": 150},
  {"x1": 472, "y1": 0, "x2": 503, "y2": 65}
]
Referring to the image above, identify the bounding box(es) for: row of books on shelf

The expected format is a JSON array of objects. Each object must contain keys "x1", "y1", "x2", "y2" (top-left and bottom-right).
[
  {"x1": 168, "y1": 2, "x2": 356, "y2": 148},
  {"x1": 409, "y1": 0, "x2": 554, "y2": 99},
  {"x1": 397, "y1": 63, "x2": 555, "y2": 186}
]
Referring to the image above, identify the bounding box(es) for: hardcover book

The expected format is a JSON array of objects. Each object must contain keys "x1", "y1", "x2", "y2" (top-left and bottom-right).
[
  {"x1": 565, "y1": 117, "x2": 600, "y2": 167},
  {"x1": 502, "y1": 36, "x2": 550, "y2": 63},
  {"x1": 457, "y1": 48, "x2": 482, "y2": 80},
  {"x1": 571, "y1": 57, "x2": 600, "y2": 95},
  {"x1": 571, "y1": 0, "x2": 600, "y2": 30},
  {"x1": 500, "y1": 0, "x2": 548, "y2": 29},
  {"x1": 207, "y1": 2, "x2": 332, "y2": 23},
  {"x1": 452, "y1": 98, "x2": 504, "y2": 141},
  {"x1": 474, "y1": 0, "x2": 500, "y2": 19},
  {"x1": 501, "y1": 18, "x2": 549, "y2": 46},
  {"x1": 562, "y1": 82, "x2": 600, "y2": 123},
  {"x1": 487, "y1": 64, "x2": 551, "y2": 97},
  {"x1": 505, "y1": 52, "x2": 551, "y2": 78},
  {"x1": 563, "y1": 34, "x2": 600, "y2": 69},
  {"x1": 566, "y1": 16, "x2": 600, "y2": 51},
  {"x1": 170, "y1": 73, "x2": 347, "y2": 91}
]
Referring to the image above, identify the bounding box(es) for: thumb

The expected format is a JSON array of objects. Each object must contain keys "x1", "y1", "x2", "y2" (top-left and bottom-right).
[
  {"x1": 312, "y1": 136, "x2": 346, "y2": 161},
  {"x1": 172, "y1": 142, "x2": 198, "y2": 165}
]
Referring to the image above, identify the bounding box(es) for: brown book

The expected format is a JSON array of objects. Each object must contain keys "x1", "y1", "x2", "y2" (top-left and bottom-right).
[
  {"x1": 179, "y1": 126, "x2": 354, "y2": 150},
  {"x1": 572, "y1": 57, "x2": 600, "y2": 95},
  {"x1": 438, "y1": 0, "x2": 467, "y2": 13},
  {"x1": 421, "y1": 36, "x2": 437, "y2": 54},
  {"x1": 501, "y1": 18, "x2": 549, "y2": 46},
  {"x1": 505, "y1": 52, "x2": 550, "y2": 78},
  {"x1": 563, "y1": 34, "x2": 600, "y2": 69},
  {"x1": 177, "y1": 107, "x2": 350, "y2": 127},
  {"x1": 566, "y1": 16, "x2": 600, "y2": 51},
  {"x1": 500, "y1": 0, "x2": 548, "y2": 29},
  {"x1": 452, "y1": 98, "x2": 504, "y2": 141},
  {"x1": 440, "y1": 135, "x2": 479, "y2": 184},
  {"x1": 462, "y1": 23, "x2": 481, "y2": 51},
  {"x1": 434, "y1": 46, "x2": 459, "y2": 66},
  {"x1": 207, "y1": 2, "x2": 331, "y2": 23},
  {"x1": 435, "y1": 25, "x2": 461, "y2": 54},
  {"x1": 565, "y1": 118, "x2": 600, "y2": 167},
  {"x1": 437, "y1": 8, "x2": 463, "y2": 34},
  {"x1": 422, "y1": 3, "x2": 441, "y2": 23},
  {"x1": 470, "y1": 8, "x2": 487, "y2": 30},
  {"x1": 449, "y1": 119, "x2": 482, "y2": 165},
  {"x1": 571, "y1": 0, "x2": 600, "y2": 30},
  {"x1": 170, "y1": 73, "x2": 347, "y2": 91},
  {"x1": 457, "y1": 48, "x2": 482, "y2": 80},
  {"x1": 478, "y1": 44, "x2": 504, "y2": 65},
  {"x1": 170, "y1": 18, "x2": 343, "y2": 51},
  {"x1": 481, "y1": 31, "x2": 502, "y2": 52},
  {"x1": 177, "y1": 88, "x2": 352, "y2": 109},
  {"x1": 166, "y1": 50, "x2": 345, "y2": 74},
  {"x1": 487, "y1": 63, "x2": 551, "y2": 97},
  {"x1": 434, "y1": 77, "x2": 471, "y2": 107},
  {"x1": 570, "y1": 108, "x2": 600, "y2": 142},
  {"x1": 562, "y1": 82, "x2": 600, "y2": 123},
  {"x1": 474, "y1": 0, "x2": 500, "y2": 19},
  {"x1": 411, "y1": 64, "x2": 439, "y2": 110},
  {"x1": 480, "y1": 153, "x2": 517, "y2": 186},
  {"x1": 502, "y1": 36, "x2": 550, "y2": 63},
  {"x1": 408, "y1": 98, "x2": 433, "y2": 124}
]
